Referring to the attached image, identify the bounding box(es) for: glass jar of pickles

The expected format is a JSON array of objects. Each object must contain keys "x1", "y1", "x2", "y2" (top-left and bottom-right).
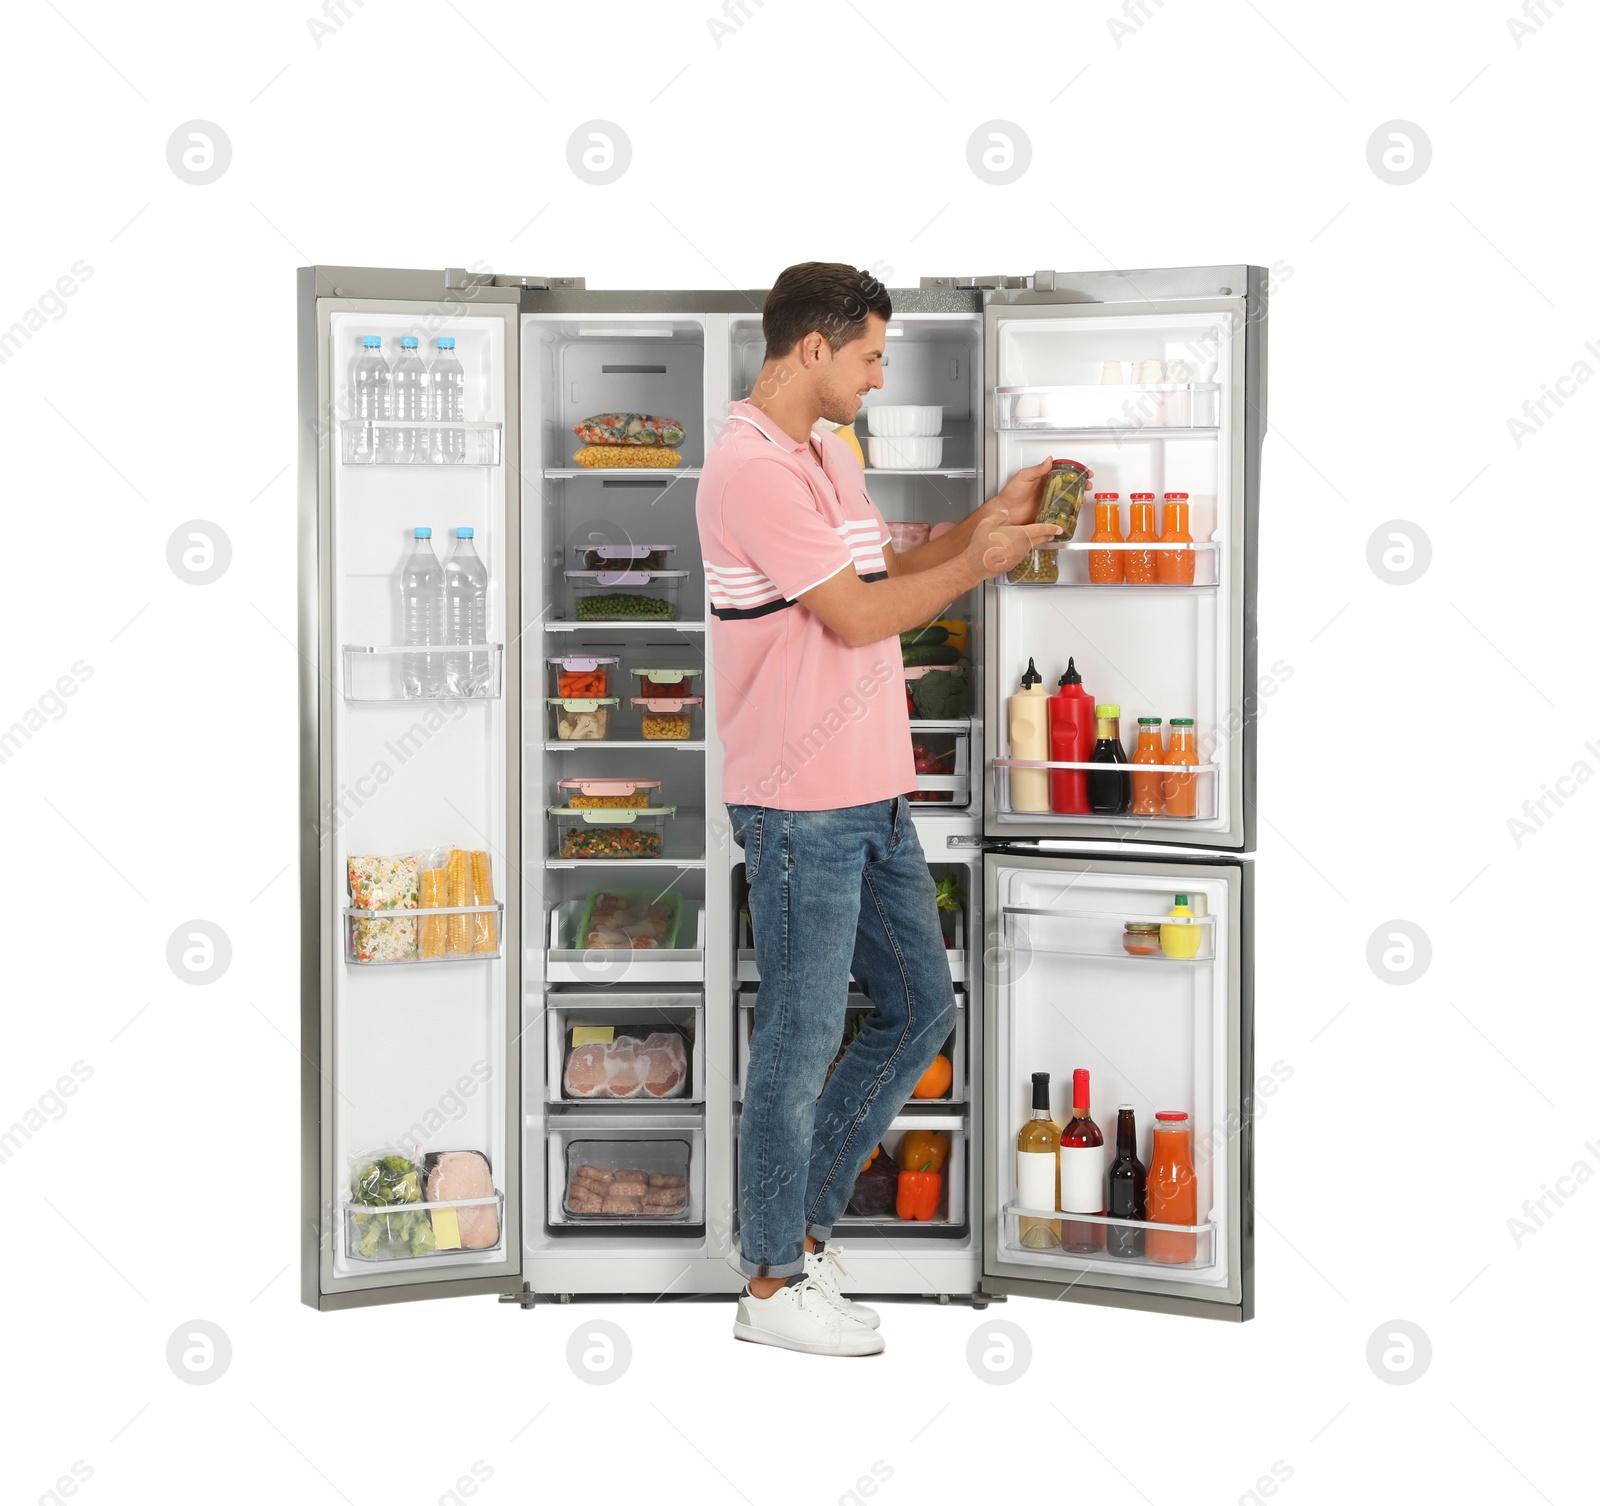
[{"x1": 1007, "y1": 458, "x2": 1092, "y2": 584}]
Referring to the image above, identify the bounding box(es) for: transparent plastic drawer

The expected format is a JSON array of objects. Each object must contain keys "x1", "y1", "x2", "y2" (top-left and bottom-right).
[
  {"x1": 547, "y1": 994, "x2": 703, "y2": 1104},
  {"x1": 546, "y1": 806, "x2": 676, "y2": 860},
  {"x1": 549, "y1": 1131, "x2": 703, "y2": 1226},
  {"x1": 564, "y1": 570, "x2": 690, "y2": 623}
]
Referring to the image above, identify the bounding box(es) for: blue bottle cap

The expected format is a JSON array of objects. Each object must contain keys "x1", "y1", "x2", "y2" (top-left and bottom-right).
[
  {"x1": 362, "y1": 335, "x2": 382, "y2": 347},
  {"x1": 456, "y1": 527, "x2": 474, "y2": 538},
  {"x1": 400, "y1": 336, "x2": 419, "y2": 348},
  {"x1": 436, "y1": 337, "x2": 456, "y2": 349},
  {"x1": 413, "y1": 527, "x2": 432, "y2": 539}
]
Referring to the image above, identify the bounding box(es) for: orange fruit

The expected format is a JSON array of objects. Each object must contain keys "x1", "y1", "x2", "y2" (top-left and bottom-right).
[{"x1": 912, "y1": 1054, "x2": 953, "y2": 1099}]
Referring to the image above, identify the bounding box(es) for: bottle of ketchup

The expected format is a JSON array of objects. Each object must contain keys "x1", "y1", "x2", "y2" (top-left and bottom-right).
[{"x1": 1048, "y1": 658, "x2": 1095, "y2": 814}]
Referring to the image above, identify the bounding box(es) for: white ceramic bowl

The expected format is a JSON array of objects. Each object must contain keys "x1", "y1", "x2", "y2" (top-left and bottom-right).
[
  {"x1": 866, "y1": 435, "x2": 945, "y2": 469},
  {"x1": 864, "y1": 405, "x2": 942, "y2": 437}
]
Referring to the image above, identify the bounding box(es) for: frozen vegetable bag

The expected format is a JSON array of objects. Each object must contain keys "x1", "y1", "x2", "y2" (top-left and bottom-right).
[{"x1": 347, "y1": 854, "x2": 419, "y2": 963}]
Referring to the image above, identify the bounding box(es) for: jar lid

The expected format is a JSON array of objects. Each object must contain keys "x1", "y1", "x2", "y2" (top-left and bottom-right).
[
  {"x1": 547, "y1": 654, "x2": 620, "y2": 668},
  {"x1": 1125, "y1": 922, "x2": 1161, "y2": 933},
  {"x1": 1095, "y1": 703, "x2": 1121, "y2": 716},
  {"x1": 1155, "y1": 1111, "x2": 1189, "y2": 1122},
  {"x1": 1162, "y1": 492, "x2": 1190, "y2": 499},
  {"x1": 1169, "y1": 716, "x2": 1195, "y2": 726},
  {"x1": 1093, "y1": 491, "x2": 1119, "y2": 500},
  {"x1": 1137, "y1": 716, "x2": 1162, "y2": 725},
  {"x1": 1051, "y1": 458, "x2": 1092, "y2": 473},
  {"x1": 1129, "y1": 492, "x2": 1156, "y2": 500}
]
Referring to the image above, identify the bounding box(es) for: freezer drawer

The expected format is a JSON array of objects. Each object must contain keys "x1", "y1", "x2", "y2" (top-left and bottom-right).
[
  {"x1": 981, "y1": 851, "x2": 1252, "y2": 1320},
  {"x1": 546, "y1": 1117, "x2": 706, "y2": 1228},
  {"x1": 546, "y1": 991, "x2": 703, "y2": 1105}
]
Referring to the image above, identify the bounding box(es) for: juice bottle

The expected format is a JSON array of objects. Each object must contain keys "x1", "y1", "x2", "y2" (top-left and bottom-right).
[
  {"x1": 1087, "y1": 493, "x2": 1123, "y2": 584},
  {"x1": 1159, "y1": 893, "x2": 1203, "y2": 960},
  {"x1": 1007, "y1": 658, "x2": 1050, "y2": 812},
  {"x1": 1130, "y1": 717, "x2": 1165, "y2": 816},
  {"x1": 1161, "y1": 716, "x2": 1198, "y2": 818},
  {"x1": 1146, "y1": 1110, "x2": 1197, "y2": 1263},
  {"x1": 1086, "y1": 704, "x2": 1130, "y2": 816},
  {"x1": 1047, "y1": 658, "x2": 1095, "y2": 814},
  {"x1": 1157, "y1": 492, "x2": 1194, "y2": 584},
  {"x1": 1125, "y1": 494, "x2": 1157, "y2": 585}
]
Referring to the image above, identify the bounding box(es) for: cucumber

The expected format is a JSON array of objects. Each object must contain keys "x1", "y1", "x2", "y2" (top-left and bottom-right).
[
  {"x1": 900, "y1": 625, "x2": 949, "y2": 648},
  {"x1": 901, "y1": 643, "x2": 961, "y2": 667}
]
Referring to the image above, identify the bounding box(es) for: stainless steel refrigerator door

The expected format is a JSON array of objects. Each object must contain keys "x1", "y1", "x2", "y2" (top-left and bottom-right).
[
  {"x1": 981, "y1": 266, "x2": 1266, "y2": 851},
  {"x1": 980, "y1": 850, "x2": 1253, "y2": 1320},
  {"x1": 299, "y1": 267, "x2": 522, "y2": 1309}
]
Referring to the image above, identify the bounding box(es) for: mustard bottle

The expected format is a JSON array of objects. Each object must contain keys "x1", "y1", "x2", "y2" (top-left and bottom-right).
[
  {"x1": 1007, "y1": 658, "x2": 1051, "y2": 812},
  {"x1": 1159, "y1": 893, "x2": 1203, "y2": 960}
]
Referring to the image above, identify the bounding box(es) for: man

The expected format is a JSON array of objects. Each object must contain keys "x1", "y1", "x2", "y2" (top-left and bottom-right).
[{"x1": 697, "y1": 262, "x2": 1059, "y2": 1356}]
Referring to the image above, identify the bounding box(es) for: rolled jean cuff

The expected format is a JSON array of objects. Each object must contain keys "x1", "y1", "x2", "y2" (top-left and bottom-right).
[
  {"x1": 807, "y1": 1220, "x2": 834, "y2": 1244},
  {"x1": 738, "y1": 1250, "x2": 806, "y2": 1280}
]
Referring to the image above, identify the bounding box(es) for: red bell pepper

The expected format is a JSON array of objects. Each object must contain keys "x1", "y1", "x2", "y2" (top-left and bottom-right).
[{"x1": 896, "y1": 1164, "x2": 942, "y2": 1221}]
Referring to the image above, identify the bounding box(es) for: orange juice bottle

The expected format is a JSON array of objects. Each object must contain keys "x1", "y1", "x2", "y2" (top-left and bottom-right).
[
  {"x1": 1146, "y1": 1111, "x2": 1197, "y2": 1263},
  {"x1": 1130, "y1": 717, "x2": 1165, "y2": 816},
  {"x1": 1125, "y1": 494, "x2": 1157, "y2": 585},
  {"x1": 1087, "y1": 493, "x2": 1123, "y2": 584},
  {"x1": 1161, "y1": 717, "x2": 1198, "y2": 818},
  {"x1": 1157, "y1": 492, "x2": 1194, "y2": 585}
]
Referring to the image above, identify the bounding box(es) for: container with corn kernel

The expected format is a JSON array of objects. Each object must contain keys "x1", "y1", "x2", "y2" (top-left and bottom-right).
[
  {"x1": 556, "y1": 777, "x2": 664, "y2": 810},
  {"x1": 572, "y1": 445, "x2": 683, "y2": 470},
  {"x1": 632, "y1": 696, "x2": 702, "y2": 741}
]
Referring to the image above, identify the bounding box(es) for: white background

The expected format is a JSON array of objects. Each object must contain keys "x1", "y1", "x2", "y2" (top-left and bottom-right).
[{"x1": 3, "y1": 1, "x2": 1595, "y2": 1502}]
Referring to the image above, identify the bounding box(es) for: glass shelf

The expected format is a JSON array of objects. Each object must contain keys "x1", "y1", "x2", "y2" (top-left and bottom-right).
[
  {"x1": 341, "y1": 419, "x2": 502, "y2": 466},
  {"x1": 994, "y1": 384, "x2": 1219, "y2": 432},
  {"x1": 342, "y1": 643, "x2": 503, "y2": 702}
]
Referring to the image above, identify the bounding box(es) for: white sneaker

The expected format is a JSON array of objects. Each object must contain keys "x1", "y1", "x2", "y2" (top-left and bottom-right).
[
  {"x1": 805, "y1": 1243, "x2": 881, "y2": 1329},
  {"x1": 732, "y1": 1275, "x2": 885, "y2": 1356}
]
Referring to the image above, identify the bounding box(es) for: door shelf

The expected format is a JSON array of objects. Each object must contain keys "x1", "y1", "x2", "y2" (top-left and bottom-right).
[
  {"x1": 546, "y1": 993, "x2": 703, "y2": 1105},
  {"x1": 342, "y1": 643, "x2": 503, "y2": 702},
  {"x1": 997, "y1": 541, "x2": 1221, "y2": 590},
  {"x1": 992, "y1": 759, "x2": 1218, "y2": 824},
  {"x1": 344, "y1": 1192, "x2": 504, "y2": 1262},
  {"x1": 1000, "y1": 1203, "x2": 1216, "y2": 1272},
  {"x1": 1000, "y1": 905, "x2": 1215, "y2": 965},
  {"x1": 341, "y1": 419, "x2": 503, "y2": 466},
  {"x1": 344, "y1": 903, "x2": 503, "y2": 965},
  {"x1": 994, "y1": 383, "x2": 1220, "y2": 432},
  {"x1": 548, "y1": 901, "x2": 706, "y2": 983}
]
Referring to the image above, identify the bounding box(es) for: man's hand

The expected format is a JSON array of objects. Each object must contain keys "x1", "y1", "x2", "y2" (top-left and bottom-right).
[
  {"x1": 964, "y1": 508, "x2": 1062, "y2": 581},
  {"x1": 989, "y1": 455, "x2": 1057, "y2": 527}
]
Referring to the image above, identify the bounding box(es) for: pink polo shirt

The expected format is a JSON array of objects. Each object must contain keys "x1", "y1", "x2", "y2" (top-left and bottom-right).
[{"x1": 696, "y1": 401, "x2": 914, "y2": 810}]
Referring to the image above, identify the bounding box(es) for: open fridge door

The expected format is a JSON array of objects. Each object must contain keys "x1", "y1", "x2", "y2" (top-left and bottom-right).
[
  {"x1": 981, "y1": 266, "x2": 1266, "y2": 850},
  {"x1": 299, "y1": 269, "x2": 522, "y2": 1307},
  {"x1": 980, "y1": 851, "x2": 1253, "y2": 1320}
]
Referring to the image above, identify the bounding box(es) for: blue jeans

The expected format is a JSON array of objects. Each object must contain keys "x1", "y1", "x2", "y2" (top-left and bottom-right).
[{"x1": 729, "y1": 796, "x2": 958, "y2": 1278}]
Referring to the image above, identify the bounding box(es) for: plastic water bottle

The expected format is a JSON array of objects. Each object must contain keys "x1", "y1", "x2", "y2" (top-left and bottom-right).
[
  {"x1": 428, "y1": 336, "x2": 466, "y2": 463},
  {"x1": 399, "y1": 527, "x2": 444, "y2": 698},
  {"x1": 350, "y1": 335, "x2": 390, "y2": 461},
  {"x1": 391, "y1": 335, "x2": 427, "y2": 462},
  {"x1": 443, "y1": 528, "x2": 489, "y2": 696}
]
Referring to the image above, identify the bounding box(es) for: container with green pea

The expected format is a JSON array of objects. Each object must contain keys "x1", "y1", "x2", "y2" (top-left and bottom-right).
[{"x1": 564, "y1": 569, "x2": 689, "y2": 622}]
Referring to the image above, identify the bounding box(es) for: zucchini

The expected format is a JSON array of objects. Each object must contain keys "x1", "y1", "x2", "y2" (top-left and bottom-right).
[{"x1": 901, "y1": 643, "x2": 961, "y2": 667}]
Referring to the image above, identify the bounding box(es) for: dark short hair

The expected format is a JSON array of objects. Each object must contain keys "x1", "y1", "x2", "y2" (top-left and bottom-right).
[{"x1": 763, "y1": 262, "x2": 892, "y2": 360}]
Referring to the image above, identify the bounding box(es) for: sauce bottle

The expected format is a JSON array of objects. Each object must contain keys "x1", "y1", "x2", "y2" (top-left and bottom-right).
[
  {"x1": 1086, "y1": 703, "x2": 1130, "y2": 816},
  {"x1": 1125, "y1": 494, "x2": 1157, "y2": 585},
  {"x1": 1087, "y1": 493, "x2": 1123, "y2": 584},
  {"x1": 1146, "y1": 1110, "x2": 1198, "y2": 1263},
  {"x1": 1161, "y1": 716, "x2": 1198, "y2": 818},
  {"x1": 1159, "y1": 892, "x2": 1203, "y2": 960},
  {"x1": 1130, "y1": 716, "x2": 1165, "y2": 816},
  {"x1": 1157, "y1": 492, "x2": 1194, "y2": 584},
  {"x1": 1007, "y1": 658, "x2": 1050, "y2": 812},
  {"x1": 1047, "y1": 658, "x2": 1095, "y2": 814}
]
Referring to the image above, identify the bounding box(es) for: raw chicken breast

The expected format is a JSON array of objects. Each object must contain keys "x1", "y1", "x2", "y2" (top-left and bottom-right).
[{"x1": 425, "y1": 1150, "x2": 499, "y2": 1248}]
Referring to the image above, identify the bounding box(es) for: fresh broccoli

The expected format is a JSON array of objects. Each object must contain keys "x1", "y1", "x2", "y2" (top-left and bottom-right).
[{"x1": 912, "y1": 667, "x2": 967, "y2": 721}]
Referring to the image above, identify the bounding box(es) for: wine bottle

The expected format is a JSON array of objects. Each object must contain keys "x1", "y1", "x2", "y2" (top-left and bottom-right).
[
  {"x1": 1015, "y1": 1071, "x2": 1062, "y2": 1250},
  {"x1": 1058, "y1": 1068, "x2": 1106, "y2": 1252},
  {"x1": 1106, "y1": 1104, "x2": 1147, "y2": 1259}
]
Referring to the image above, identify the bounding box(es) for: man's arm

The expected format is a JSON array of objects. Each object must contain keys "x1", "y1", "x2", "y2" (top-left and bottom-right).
[
  {"x1": 880, "y1": 455, "x2": 1058, "y2": 579},
  {"x1": 799, "y1": 509, "x2": 1059, "y2": 649}
]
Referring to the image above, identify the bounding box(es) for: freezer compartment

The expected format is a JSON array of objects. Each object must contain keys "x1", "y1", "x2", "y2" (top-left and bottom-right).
[
  {"x1": 994, "y1": 384, "x2": 1220, "y2": 432},
  {"x1": 343, "y1": 643, "x2": 504, "y2": 702},
  {"x1": 909, "y1": 723, "x2": 971, "y2": 808},
  {"x1": 546, "y1": 991, "x2": 702, "y2": 1105},
  {"x1": 340, "y1": 419, "x2": 503, "y2": 466},
  {"x1": 993, "y1": 758, "x2": 1220, "y2": 825},
  {"x1": 546, "y1": 1120, "x2": 705, "y2": 1228},
  {"x1": 546, "y1": 869, "x2": 705, "y2": 983},
  {"x1": 734, "y1": 991, "x2": 966, "y2": 1105},
  {"x1": 564, "y1": 569, "x2": 690, "y2": 623},
  {"x1": 344, "y1": 1191, "x2": 505, "y2": 1262}
]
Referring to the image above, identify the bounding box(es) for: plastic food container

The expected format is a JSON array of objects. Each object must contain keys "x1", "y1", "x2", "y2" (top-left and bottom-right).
[
  {"x1": 865, "y1": 405, "x2": 942, "y2": 437},
  {"x1": 547, "y1": 697, "x2": 617, "y2": 741},
  {"x1": 564, "y1": 569, "x2": 689, "y2": 622},
  {"x1": 886, "y1": 521, "x2": 932, "y2": 553},
  {"x1": 563, "y1": 1026, "x2": 690, "y2": 1100},
  {"x1": 547, "y1": 806, "x2": 675, "y2": 860},
  {"x1": 546, "y1": 654, "x2": 618, "y2": 699},
  {"x1": 556, "y1": 777, "x2": 663, "y2": 809},
  {"x1": 576, "y1": 888, "x2": 684, "y2": 950},
  {"x1": 631, "y1": 696, "x2": 702, "y2": 741},
  {"x1": 866, "y1": 435, "x2": 945, "y2": 469},
  {"x1": 629, "y1": 666, "x2": 702, "y2": 698},
  {"x1": 562, "y1": 1138, "x2": 692, "y2": 1221},
  {"x1": 574, "y1": 544, "x2": 676, "y2": 572}
]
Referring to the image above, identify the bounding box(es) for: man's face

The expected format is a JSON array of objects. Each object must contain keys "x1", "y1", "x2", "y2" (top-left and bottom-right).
[{"x1": 811, "y1": 314, "x2": 887, "y2": 426}]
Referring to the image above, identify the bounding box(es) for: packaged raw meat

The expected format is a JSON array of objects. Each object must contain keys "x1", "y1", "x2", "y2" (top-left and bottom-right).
[
  {"x1": 423, "y1": 1149, "x2": 500, "y2": 1250},
  {"x1": 576, "y1": 889, "x2": 683, "y2": 950},
  {"x1": 562, "y1": 1023, "x2": 691, "y2": 1100},
  {"x1": 562, "y1": 1138, "x2": 693, "y2": 1221}
]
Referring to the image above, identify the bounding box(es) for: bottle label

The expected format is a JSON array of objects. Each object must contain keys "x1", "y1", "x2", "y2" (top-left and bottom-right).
[
  {"x1": 1058, "y1": 1144, "x2": 1105, "y2": 1213},
  {"x1": 1016, "y1": 1150, "x2": 1057, "y2": 1212}
]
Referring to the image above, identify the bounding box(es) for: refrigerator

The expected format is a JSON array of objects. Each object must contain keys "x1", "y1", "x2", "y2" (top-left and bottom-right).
[{"x1": 298, "y1": 262, "x2": 1264, "y2": 1323}]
